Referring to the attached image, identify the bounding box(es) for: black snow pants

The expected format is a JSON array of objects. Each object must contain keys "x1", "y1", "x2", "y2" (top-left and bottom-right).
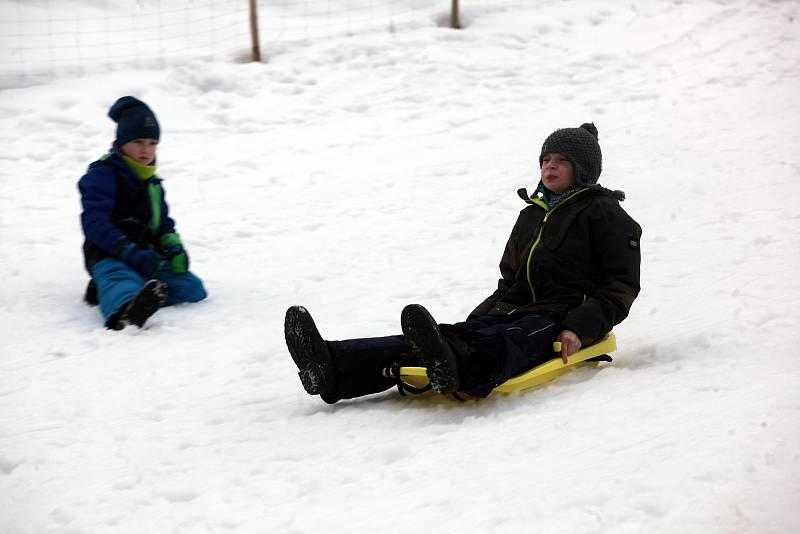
[{"x1": 323, "y1": 313, "x2": 559, "y2": 402}]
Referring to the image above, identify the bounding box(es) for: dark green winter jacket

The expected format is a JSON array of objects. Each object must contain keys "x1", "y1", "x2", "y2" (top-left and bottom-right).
[{"x1": 469, "y1": 186, "x2": 642, "y2": 346}]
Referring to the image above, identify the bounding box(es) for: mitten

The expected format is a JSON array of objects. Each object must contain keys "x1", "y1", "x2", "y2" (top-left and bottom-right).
[
  {"x1": 119, "y1": 243, "x2": 164, "y2": 277},
  {"x1": 160, "y1": 232, "x2": 189, "y2": 274}
]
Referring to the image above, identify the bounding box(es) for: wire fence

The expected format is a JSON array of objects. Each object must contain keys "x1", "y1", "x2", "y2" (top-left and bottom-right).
[{"x1": 0, "y1": 0, "x2": 495, "y2": 89}]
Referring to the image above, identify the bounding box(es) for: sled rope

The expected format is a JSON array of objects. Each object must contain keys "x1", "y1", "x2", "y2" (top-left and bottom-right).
[{"x1": 385, "y1": 364, "x2": 432, "y2": 396}]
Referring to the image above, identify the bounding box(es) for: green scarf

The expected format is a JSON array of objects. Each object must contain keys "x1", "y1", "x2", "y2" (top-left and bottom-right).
[
  {"x1": 122, "y1": 155, "x2": 157, "y2": 181},
  {"x1": 121, "y1": 154, "x2": 161, "y2": 235}
]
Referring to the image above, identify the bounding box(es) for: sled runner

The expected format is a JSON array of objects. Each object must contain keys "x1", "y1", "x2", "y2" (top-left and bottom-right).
[{"x1": 384, "y1": 332, "x2": 616, "y2": 394}]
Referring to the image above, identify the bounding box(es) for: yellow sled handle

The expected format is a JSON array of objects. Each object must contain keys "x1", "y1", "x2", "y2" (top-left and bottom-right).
[{"x1": 494, "y1": 333, "x2": 616, "y2": 392}]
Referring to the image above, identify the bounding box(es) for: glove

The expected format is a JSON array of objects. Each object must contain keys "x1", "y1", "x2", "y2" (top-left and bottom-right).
[
  {"x1": 160, "y1": 233, "x2": 189, "y2": 274},
  {"x1": 119, "y1": 243, "x2": 164, "y2": 277},
  {"x1": 164, "y1": 244, "x2": 189, "y2": 274}
]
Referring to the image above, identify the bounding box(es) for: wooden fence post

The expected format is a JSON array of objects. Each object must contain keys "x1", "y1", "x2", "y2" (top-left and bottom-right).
[
  {"x1": 249, "y1": 0, "x2": 261, "y2": 61},
  {"x1": 451, "y1": 0, "x2": 461, "y2": 29}
]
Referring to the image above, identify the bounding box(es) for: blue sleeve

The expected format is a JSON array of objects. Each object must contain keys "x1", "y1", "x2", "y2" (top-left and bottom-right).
[
  {"x1": 78, "y1": 164, "x2": 128, "y2": 254},
  {"x1": 158, "y1": 183, "x2": 177, "y2": 236}
]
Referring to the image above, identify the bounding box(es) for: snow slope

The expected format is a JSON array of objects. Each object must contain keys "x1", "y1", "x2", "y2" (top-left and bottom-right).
[{"x1": 1, "y1": 1, "x2": 799, "y2": 532}]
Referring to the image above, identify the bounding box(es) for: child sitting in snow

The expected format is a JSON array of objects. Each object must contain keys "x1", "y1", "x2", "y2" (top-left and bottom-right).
[
  {"x1": 78, "y1": 96, "x2": 207, "y2": 329},
  {"x1": 285, "y1": 122, "x2": 641, "y2": 403}
]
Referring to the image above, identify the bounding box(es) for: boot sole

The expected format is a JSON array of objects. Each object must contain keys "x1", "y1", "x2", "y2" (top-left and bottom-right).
[
  {"x1": 401, "y1": 304, "x2": 459, "y2": 394},
  {"x1": 284, "y1": 306, "x2": 334, "y2": 395},
  {"x1": 123, "y1": 279, "x2": 168, "y2": 328}
]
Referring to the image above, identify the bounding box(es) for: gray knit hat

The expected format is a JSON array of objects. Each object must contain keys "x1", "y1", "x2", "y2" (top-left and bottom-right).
[{"x1": 539, "y1": 122, "x2": 602, "y2": 185}]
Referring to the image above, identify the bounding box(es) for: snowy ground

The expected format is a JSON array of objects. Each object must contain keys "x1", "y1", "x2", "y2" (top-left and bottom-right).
[{"x1": 1, "y1": 0, "x2": 800, "y2": 533}]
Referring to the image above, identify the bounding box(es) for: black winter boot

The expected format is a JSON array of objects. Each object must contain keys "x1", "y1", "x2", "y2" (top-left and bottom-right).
[
  {"x1": 439, "y1": 325, "x2": 505, "y2": 398},
  {"x1": 400, "y1": 304, "x2": 460, "y2": 394},
  {"x1": 118, "y1": 279, "x2": 168, "y2": 329},
  {"x1": 284, "y1": 306, "x2": 336, "y2": 397},
  {"x1": 84, "y1": 279, "x2": 98, "y2": 306}
]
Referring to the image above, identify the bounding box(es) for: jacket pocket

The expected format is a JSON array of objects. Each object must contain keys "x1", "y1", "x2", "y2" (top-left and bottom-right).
[{"x1": 542, "y1": 204, "x2": 587, "y2": 250}]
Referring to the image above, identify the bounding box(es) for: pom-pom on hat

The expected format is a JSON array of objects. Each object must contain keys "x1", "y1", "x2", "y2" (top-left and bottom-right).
[
  {"x1": 539, "y1": 122, "x2": 602, "y2": 185},
  {"x1": 108, "y1": 96, "x2": 160, "y2": 147}
]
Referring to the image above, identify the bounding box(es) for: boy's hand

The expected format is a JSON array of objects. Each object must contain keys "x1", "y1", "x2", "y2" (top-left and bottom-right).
[
  {"x1": 160, "y1": 232, "x2": 189, "y2": 274},
  {"x1": 119, "y1": 244, "x2": 164, "y2": 278},
  {"x1": 557, "y1": 330, "x2": 582, "y2": 363},
  {"x1": 163, "y1": 244, "x2": 189, "y2": 273}
]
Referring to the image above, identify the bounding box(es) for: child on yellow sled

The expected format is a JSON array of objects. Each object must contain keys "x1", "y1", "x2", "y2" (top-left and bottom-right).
[{"x1": 285, "y1": 123, "x2": 641, "y2": 403}]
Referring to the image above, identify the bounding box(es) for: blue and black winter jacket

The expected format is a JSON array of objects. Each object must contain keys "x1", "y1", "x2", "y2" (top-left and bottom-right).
[{"x1": 78, "y1": 152, "x2": 176, "y2": 272}]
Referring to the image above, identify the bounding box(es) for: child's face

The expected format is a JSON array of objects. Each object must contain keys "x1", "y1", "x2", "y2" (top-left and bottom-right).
[
  {"x1": 540, "y1": 152, "x2": 576, "y2": 195},
  {"x1": 121, "y1": 138, "x2": 158, "y2": 165}
]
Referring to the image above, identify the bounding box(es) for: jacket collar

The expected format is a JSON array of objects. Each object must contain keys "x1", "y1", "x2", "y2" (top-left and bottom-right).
[
  {"x1": 517, "y1": 185, "x2": 588, "y2": 210},
  {"x1": 95, "y1": 151, "x2": 161, "y2": 183}
]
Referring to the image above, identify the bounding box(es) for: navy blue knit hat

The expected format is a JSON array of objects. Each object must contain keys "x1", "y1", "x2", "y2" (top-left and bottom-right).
[
  {"x1": 539, "y1": 123, "x2": 602, "y2": 185},
  {"x1": 108, "y1": 96, "x2": 160, "y2": 147}
]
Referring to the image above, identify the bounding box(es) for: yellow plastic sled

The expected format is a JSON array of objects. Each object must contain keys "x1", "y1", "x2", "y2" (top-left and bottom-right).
[{"x1": 384, "y1": 332, "x2": 616, "y2": 394}]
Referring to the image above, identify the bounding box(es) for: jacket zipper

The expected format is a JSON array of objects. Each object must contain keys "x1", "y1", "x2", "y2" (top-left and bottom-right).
[{"x1": 524, "y1": 189, "x2": 589, "y2": 304}]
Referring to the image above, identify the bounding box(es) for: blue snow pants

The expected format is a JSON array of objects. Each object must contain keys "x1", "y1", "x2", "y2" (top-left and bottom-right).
[
  {"x1": 91, "y1": 258, "x2": 207, "y2": 325},
  {"x1": 324, "y1": 313, "x2": 558, "y2": 401}
]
